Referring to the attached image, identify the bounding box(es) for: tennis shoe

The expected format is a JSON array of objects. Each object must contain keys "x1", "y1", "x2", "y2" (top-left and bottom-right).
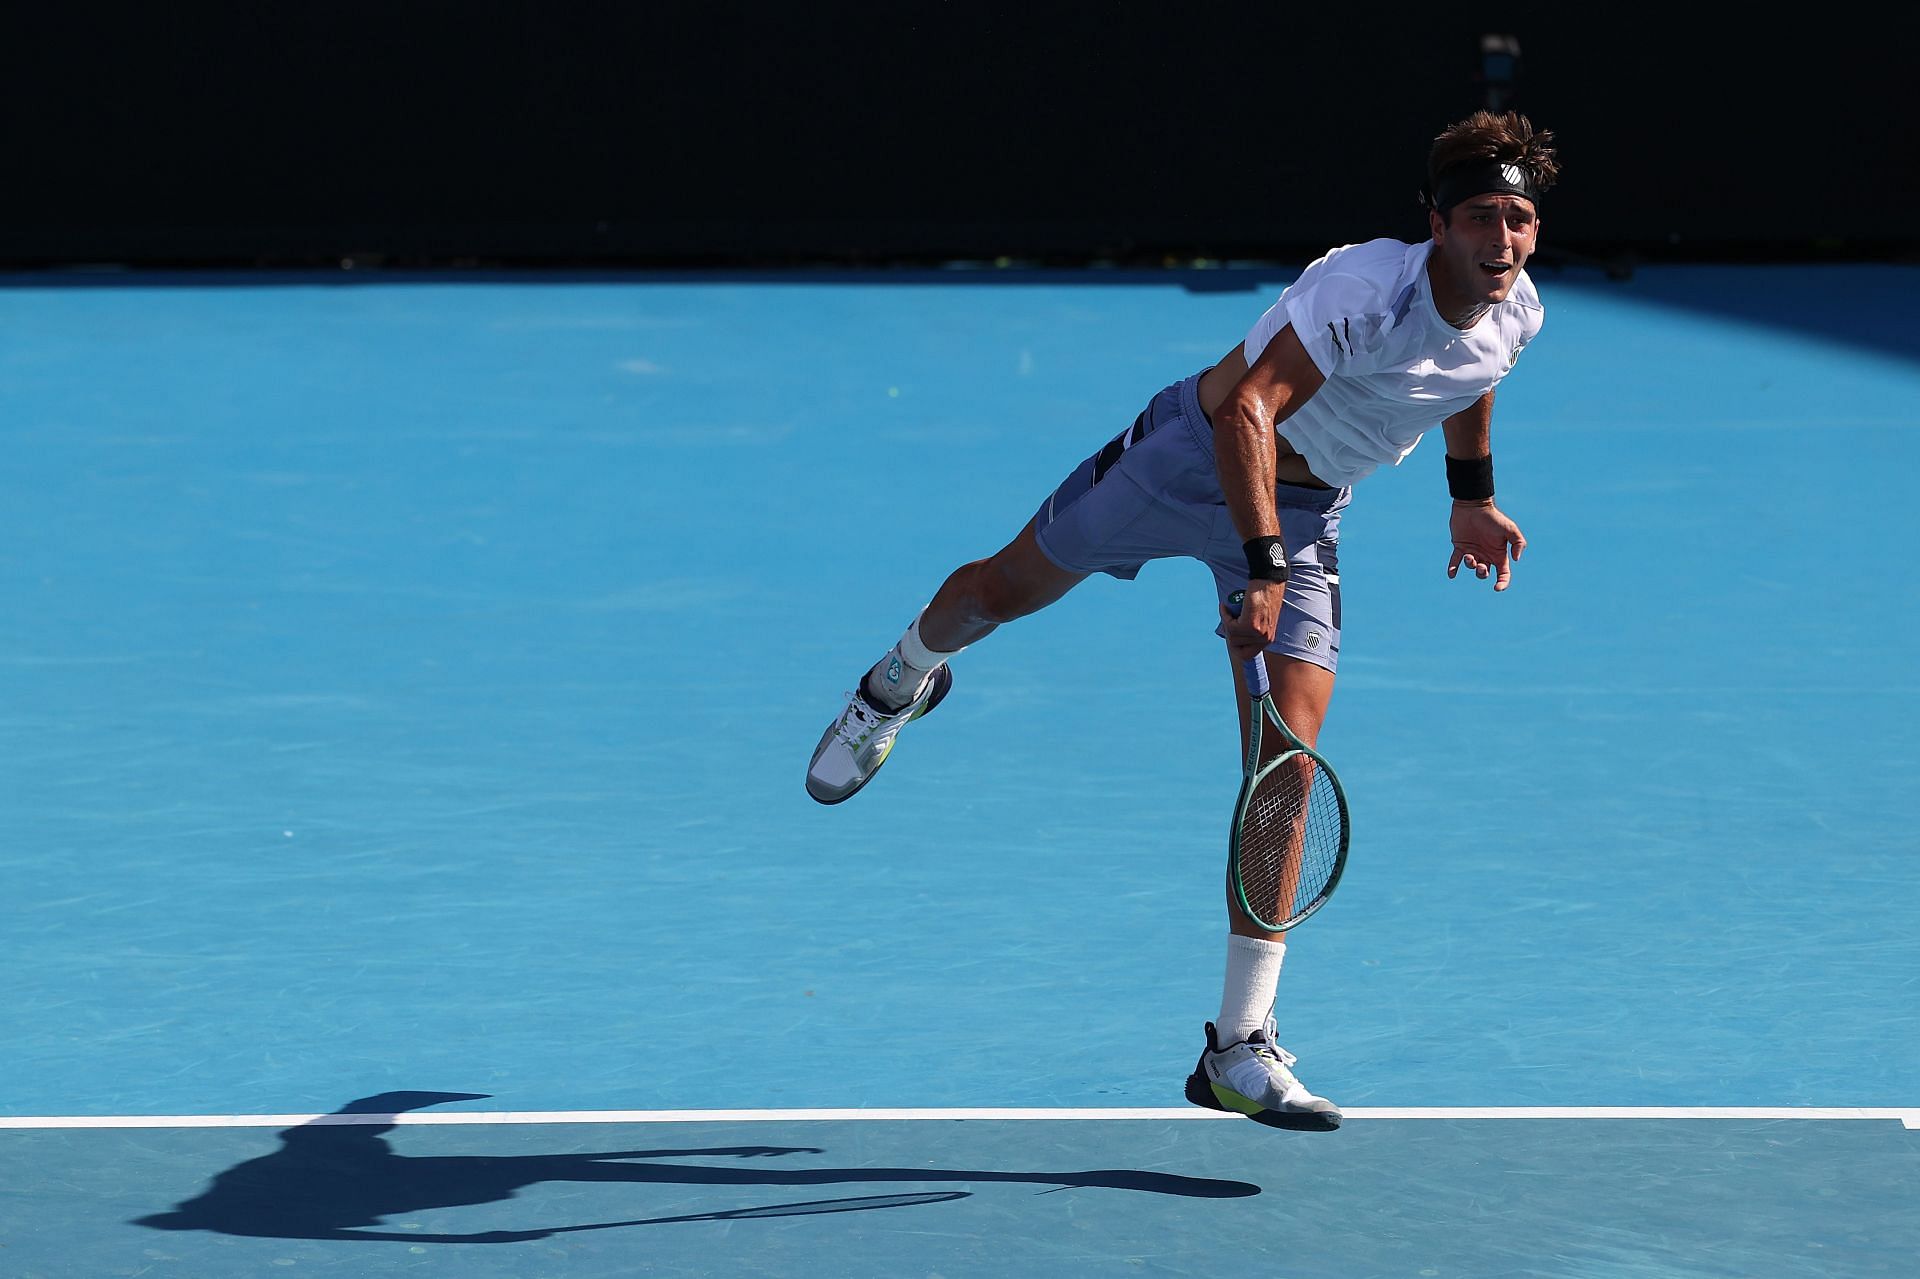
[
  {"x1": 1185, "y1": 1019, "x2": 1342, "y2": 1131},
  {"x1": 805, "y1": 664, "x2": 952, "y2": 805}
]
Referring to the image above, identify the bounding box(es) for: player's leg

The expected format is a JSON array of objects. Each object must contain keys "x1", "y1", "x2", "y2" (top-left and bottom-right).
[
  {"x1": 923, "y1": 517, "x2": 1088, "y2": 649},
  {"x1": 802, "y1": 518, "x2": 1082, "y2": 806},
  {"x1": 863, "y1": 517, "x2": 1084, "y2": 712},
  {"x1": 807, "y1": 373, "x2": 1208, "y2": 805},
  {"x1": 1191, "y1": 651, "x2": 1342, "y2": 1130},
  {"x1": 1188, "y1": 484, "x2": 1346, "y2": 1130}
]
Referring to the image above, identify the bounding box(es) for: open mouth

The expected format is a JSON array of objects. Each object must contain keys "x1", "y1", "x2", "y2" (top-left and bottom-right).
[{"x1": 1478, "y1": 260, "x2": 1512, "y2": 278}]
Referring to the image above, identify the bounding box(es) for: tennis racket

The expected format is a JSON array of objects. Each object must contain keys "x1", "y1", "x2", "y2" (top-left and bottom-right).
[{"x1": 1226, "y1": 594, "x2": 1351, "y2": 932}]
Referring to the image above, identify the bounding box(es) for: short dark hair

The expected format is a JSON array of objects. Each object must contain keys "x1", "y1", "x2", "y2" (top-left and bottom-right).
[{"x1": 1425, "y1": 110, "x2": 1560, "y2": 210}]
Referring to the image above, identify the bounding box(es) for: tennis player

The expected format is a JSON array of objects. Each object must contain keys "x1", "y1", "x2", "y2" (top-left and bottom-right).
[{"x1": 807, "y1": 111, "x2": 1559, "y2": 1131}]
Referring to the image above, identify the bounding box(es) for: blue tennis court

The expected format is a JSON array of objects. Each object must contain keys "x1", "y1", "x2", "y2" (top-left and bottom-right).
[{"x1": 3, "y1": 264, "x2": 1916, "y2": 1275}]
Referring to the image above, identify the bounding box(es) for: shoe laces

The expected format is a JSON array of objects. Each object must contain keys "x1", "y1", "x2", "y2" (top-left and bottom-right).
[
  {"x1": 1248, "y1": 1018, "x2": 1300, "y2": 1072},
  {"x1": 833, "y1": 692, "x2": 883, "y2": 749}
]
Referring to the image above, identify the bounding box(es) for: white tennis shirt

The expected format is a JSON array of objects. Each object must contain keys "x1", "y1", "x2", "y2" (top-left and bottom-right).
[{"x1": 1240, "y1": 238, "x2": 1543, "y2": 488}]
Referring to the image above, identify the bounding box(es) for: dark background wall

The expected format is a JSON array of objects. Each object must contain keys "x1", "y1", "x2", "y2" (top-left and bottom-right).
[{"x1": 6, "y1": 4, "x2": 1916, "y2": 269}]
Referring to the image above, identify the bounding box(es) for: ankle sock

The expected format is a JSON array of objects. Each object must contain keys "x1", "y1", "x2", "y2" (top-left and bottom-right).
[
  {"x1": 1215, "y1": 935, "x2": 1287, "y2": 1046},
  {"x1": 864, "y1": 612, "x2": 964, "y2": 711}
]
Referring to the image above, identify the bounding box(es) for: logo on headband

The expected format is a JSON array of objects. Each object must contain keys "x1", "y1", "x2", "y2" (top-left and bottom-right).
[{"x1": 1431, "y1": 160, "x2": 1539, "y2": 213}]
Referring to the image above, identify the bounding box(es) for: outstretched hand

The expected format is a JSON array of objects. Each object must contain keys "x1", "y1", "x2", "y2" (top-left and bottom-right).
[{"x1": 1448, "y1": 501, "x2": 1526, "y2": 591}]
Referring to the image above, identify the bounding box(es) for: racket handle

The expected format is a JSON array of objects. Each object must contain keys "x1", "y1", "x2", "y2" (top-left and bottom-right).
[
  {"x1": 1243, "y1": 655, "x2": 1270, "y2": 699},
  {"x1": 1225, "y1": 591, "x2": 1272, "y2": 698}
]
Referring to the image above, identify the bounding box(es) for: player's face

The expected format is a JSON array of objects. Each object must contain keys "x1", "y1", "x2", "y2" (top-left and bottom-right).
[{"x1": 1429, "y1": 195, "x2": 1539, "y2": 308}]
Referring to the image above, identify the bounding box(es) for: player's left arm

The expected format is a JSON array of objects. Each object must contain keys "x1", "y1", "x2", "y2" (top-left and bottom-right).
[{"x1": 1441, "y1": 391, "x2": 1527, "y2": 591}]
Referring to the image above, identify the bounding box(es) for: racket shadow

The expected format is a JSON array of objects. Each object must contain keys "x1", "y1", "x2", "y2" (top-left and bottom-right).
[{"x1": 131, "y1": 1092, "x2": 1260, "y2": 1244}]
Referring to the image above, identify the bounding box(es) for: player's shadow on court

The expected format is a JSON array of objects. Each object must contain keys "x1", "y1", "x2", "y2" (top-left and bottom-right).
[{"x1": 133, "y1": 1092, "x2": 1257, "y2": 1243}]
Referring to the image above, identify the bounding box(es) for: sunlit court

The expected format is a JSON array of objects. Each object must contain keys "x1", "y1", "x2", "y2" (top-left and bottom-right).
[{"x1": 4, "y1": 10, "x2": 1917, "y2": 1278}]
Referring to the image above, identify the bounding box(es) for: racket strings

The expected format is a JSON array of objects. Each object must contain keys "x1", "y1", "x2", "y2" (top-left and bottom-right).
[{"x1": 1238, "y1": 756, "x2": 1344, "y2": 926}]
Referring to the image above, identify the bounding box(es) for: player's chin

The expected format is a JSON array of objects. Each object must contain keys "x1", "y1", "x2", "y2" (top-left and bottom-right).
[{"x1": 1477, "y1": 272, "x2": 1514, "y2": 302}]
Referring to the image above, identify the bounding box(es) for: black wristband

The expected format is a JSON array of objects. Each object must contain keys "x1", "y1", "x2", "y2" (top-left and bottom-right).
[
  {"x1": 1243, "y1": 535, "x2": 1290, "y2": 582},
  {"x1": 1446, "y1": 453, "x2": 1495, "y2": 502}
]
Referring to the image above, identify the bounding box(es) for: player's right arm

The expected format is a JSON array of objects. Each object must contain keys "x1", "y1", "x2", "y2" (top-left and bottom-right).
[{"x1": 1211, "y1": 322, "x2": 1327, "y2": 663}]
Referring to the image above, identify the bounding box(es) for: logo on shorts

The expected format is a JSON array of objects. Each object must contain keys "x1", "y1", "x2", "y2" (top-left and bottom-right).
[{"x1": 1305, "y1": 630, "x2": 1324, "y2": 651}]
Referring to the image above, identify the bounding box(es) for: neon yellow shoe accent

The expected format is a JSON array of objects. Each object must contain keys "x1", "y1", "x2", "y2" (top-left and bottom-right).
[{"x1": 1209, "y1": 1082, "x2": 1264, "y2": 1117}]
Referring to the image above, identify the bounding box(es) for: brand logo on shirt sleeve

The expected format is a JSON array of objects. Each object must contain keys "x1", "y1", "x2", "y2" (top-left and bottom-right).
[{"x1": 1325, "y1": 320, "x2": 1351, "y2": 358}]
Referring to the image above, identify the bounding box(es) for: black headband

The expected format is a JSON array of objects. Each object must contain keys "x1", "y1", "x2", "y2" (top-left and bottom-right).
[{"x1": 1428, "y1": 159, "x2": 1539, "y2": 214}]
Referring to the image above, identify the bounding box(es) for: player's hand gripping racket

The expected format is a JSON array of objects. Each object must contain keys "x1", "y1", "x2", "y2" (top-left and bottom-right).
[{"x1": 1226, "y1": 595, "x2": 1351, "y2": 932}]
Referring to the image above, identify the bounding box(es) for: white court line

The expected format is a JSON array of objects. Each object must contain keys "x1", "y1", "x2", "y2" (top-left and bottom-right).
[{"x1": 1, "y1": 1107, "x2": 1916, "y2": 1130}]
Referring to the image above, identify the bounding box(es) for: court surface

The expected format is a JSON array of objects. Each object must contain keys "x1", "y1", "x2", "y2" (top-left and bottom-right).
[{"x1": 2, "y1": 262, "x2": 1916, "y2": 1276}]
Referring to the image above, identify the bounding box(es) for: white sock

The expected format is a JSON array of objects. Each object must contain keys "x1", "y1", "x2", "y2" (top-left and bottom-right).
[
  {"x1": 1215, "y1": 935, "x2": 1287, "y2": 1046},
  {"x1": 864, "y1": 611, "x2": 965, "y2": 711}
]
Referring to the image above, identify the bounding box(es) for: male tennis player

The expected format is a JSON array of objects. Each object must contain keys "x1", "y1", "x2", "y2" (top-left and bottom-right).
[{"x1": 807, "y1": 111, "x2": 1558, "y2": 1131}]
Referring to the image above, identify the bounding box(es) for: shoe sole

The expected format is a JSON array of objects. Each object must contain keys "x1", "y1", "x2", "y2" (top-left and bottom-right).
[
  {"x1": 1184, "y1": 1066, "x2": 1343, "y2": 1132},
  {"x1": 806, "y1": 665, "x2": 953, "y2": 806}
]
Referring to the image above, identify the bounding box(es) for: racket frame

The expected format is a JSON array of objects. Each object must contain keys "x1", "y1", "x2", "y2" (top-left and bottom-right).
[{"x1": 1229, "y1": 652, "x2": 1351, "y2": 932}]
